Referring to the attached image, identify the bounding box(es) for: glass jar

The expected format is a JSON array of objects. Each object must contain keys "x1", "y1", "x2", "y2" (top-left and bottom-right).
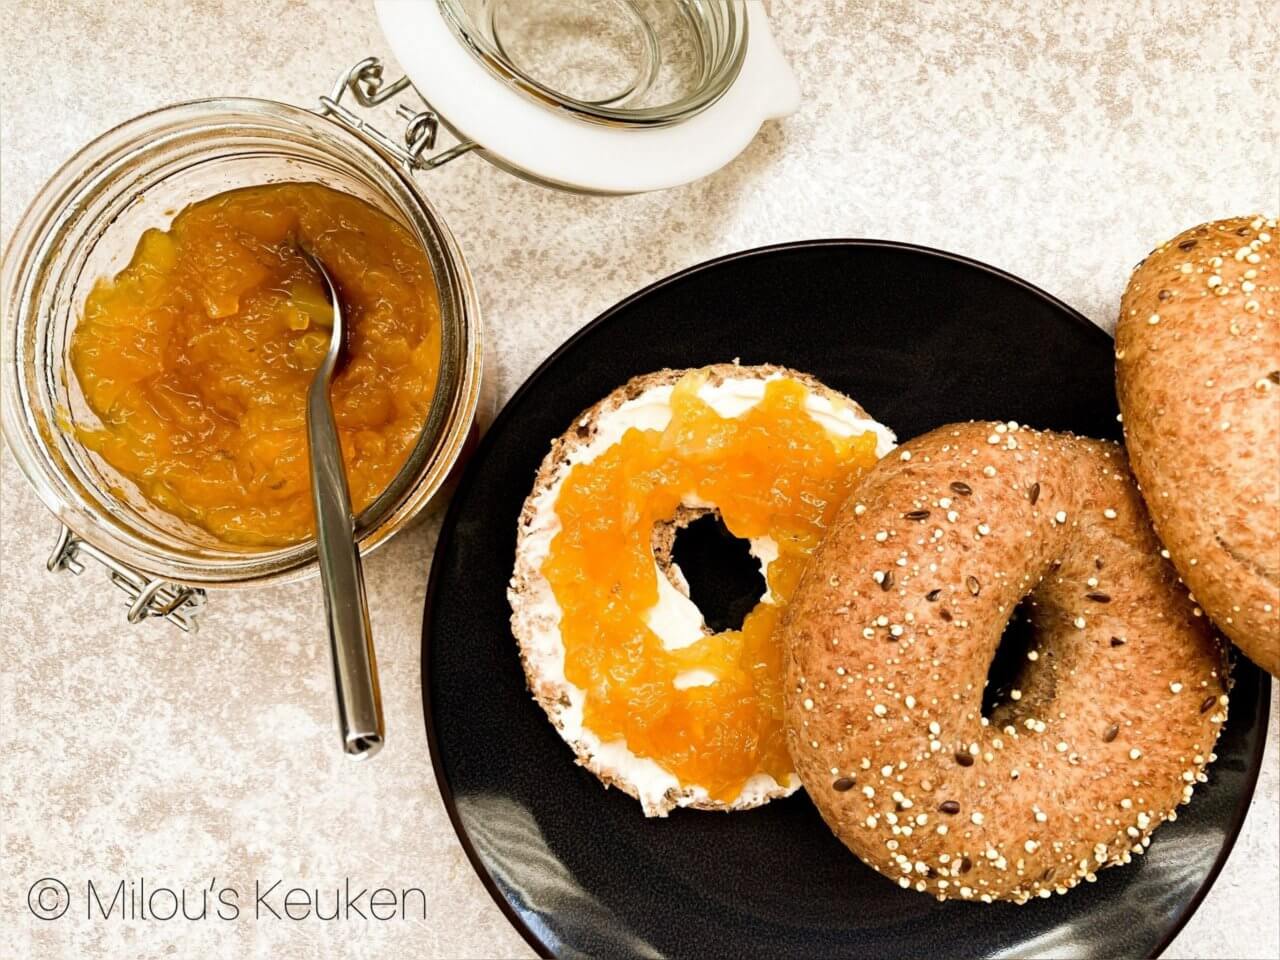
[
  {"x1": 1, "y1": 1, "x2": 798, "y2": 632},
  {"x1": 1, "y1": 97, "x2": 484, "y2": 628},
  {"x1": 375, "y1": 0, "x2": 798, "y2": 194}
]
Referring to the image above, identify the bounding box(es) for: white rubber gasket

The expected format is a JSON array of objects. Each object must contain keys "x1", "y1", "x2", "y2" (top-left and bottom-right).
[{"x1": 374, "y1": 0, "x2": 800, "y2": 194}]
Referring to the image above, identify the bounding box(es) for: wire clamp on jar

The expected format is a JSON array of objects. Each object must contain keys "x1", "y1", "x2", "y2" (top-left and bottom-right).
[
  {"x1": 46, "y1": 526, "x2": 206, "y2": 632},
  {"x1": 316, "y1": 57, "x2": 475, "y2": 172}
]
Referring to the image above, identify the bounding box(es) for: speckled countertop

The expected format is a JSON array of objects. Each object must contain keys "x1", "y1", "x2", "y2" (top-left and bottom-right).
[{"x1": 1, "y1": 2, "x2": 1276, "y2": 958}]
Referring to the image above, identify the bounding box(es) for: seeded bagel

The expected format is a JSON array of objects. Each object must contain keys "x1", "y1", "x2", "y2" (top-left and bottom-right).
[
  {"x1": 1115, "y1": 215, "x2": 1279, "y2": 675},
  {"x1": 780, "y1": 422, "x2": 1228, "y2": 903}
]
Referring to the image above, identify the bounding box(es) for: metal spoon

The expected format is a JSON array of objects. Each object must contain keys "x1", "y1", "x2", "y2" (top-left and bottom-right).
[{"x1": 301, "y1": 248, "x2": 385, "y2": 759}]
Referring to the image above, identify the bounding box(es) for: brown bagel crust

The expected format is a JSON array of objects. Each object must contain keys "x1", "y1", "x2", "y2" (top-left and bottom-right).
[
  {"x1": 1115, "y1": 215, "x2": 1279, "y2": 675},
  {"x1": 780, "y1": 422, "x2": 1228, "y2": 903}
]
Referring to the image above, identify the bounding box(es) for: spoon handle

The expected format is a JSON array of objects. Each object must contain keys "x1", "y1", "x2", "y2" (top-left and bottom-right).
[{"x1": 307, "y1": 393, "x2": 385, "y2": 758}]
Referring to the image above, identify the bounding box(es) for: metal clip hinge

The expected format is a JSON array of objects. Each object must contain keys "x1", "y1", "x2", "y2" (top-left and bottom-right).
[
  {"x1": 316, "y1": 57, "x2": 475, "y2": 172},
  {"x1": 47, "y1": 526, "x2": 206, "y2": 632}
]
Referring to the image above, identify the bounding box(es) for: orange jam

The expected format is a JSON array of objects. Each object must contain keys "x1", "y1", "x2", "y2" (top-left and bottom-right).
[
  {"x1": 68, "y1": 182, "x2": 441, "y2": 546},
  {"x1": 544, "y1": 373, "x2": 883, "y2": 801}
]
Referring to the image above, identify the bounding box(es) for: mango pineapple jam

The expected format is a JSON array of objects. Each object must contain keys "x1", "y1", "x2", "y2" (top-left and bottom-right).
[
  {"x1": 535, "y1": 371, "x2": 889, "y2": 804},
  {"x1": 68, "y1": 182, "x2": 441, "y2": 546}
]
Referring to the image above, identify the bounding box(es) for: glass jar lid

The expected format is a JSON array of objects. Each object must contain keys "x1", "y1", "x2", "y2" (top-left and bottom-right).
[
  {"x1": 374, "y1": 0, "x2": 800, "y2": 194},
  {"x1": 437, "y1": 0, "x2": 747, "y2": 127}
]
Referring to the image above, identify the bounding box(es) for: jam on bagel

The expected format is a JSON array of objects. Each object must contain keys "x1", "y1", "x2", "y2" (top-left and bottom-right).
[{"x1": 510, "y1": 365, "x2": 896, "y2": 815}]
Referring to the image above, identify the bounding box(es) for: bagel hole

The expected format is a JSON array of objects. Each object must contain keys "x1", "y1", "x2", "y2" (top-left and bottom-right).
[
  {"x1": 670, "y1": 513, "x2": 767, "y2": 633},
  {"x1": 982, "y1": 597, "x2": 1037, "y2": 718}
]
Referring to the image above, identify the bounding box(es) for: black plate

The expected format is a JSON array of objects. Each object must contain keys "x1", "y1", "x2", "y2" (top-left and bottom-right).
[{"x1": 423, "y1": 241, "x2": 1269, "y2": 959}]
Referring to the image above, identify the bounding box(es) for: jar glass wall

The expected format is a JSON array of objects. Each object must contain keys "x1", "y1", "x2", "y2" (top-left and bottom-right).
[
  {"x1": 437, "y1": 0, "x2": 748, "y2": 126},
  {"x1": 1, "y1": 98, "x2": 483, "y2": 588}
]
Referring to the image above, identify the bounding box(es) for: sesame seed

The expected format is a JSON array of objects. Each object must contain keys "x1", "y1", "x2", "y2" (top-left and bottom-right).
[
  {"x1": 971, "y1": 812, "x2": 985, "y2": 825},
  {"x1": 1055, "y1": 510, "x2": 1068, "y2": 524},
  {"x1": 1103, "y1": 508, "x2": 1117, "y2": 519},
  {"x1": 1170, "y1": 682, "x2": 1183, "y2": 694},
  {"x1": 1130, "y1": 748, "x2": 1142, "y2": 760},
  {"x1": 803, "y1": 698, "x2": 815, "y2": 710},
  {"x1": 874, "y1": 704, "x2": 888, "y2": 717}
]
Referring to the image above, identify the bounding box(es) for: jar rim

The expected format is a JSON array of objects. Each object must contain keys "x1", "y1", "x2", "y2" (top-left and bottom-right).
[
  {"x1": 435, "y1": 0, "x2": 748, "y2": 128},
  {"x1": 1, "y1": 97, "x2": 483, "y2": 588}
]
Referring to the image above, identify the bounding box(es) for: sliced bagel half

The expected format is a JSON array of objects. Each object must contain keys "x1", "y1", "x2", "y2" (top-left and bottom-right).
[{"x1": 509, "y1": 363, "x2": 896, "y2": 816}]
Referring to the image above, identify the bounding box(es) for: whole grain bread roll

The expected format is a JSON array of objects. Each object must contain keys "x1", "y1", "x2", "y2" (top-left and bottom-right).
[
  {"x1": 1115, "y1": 216, "x2": 1279, "y2": 675},
  {"x1": 780, "y1": 422, "x2": 1227, "y2": 903}
]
